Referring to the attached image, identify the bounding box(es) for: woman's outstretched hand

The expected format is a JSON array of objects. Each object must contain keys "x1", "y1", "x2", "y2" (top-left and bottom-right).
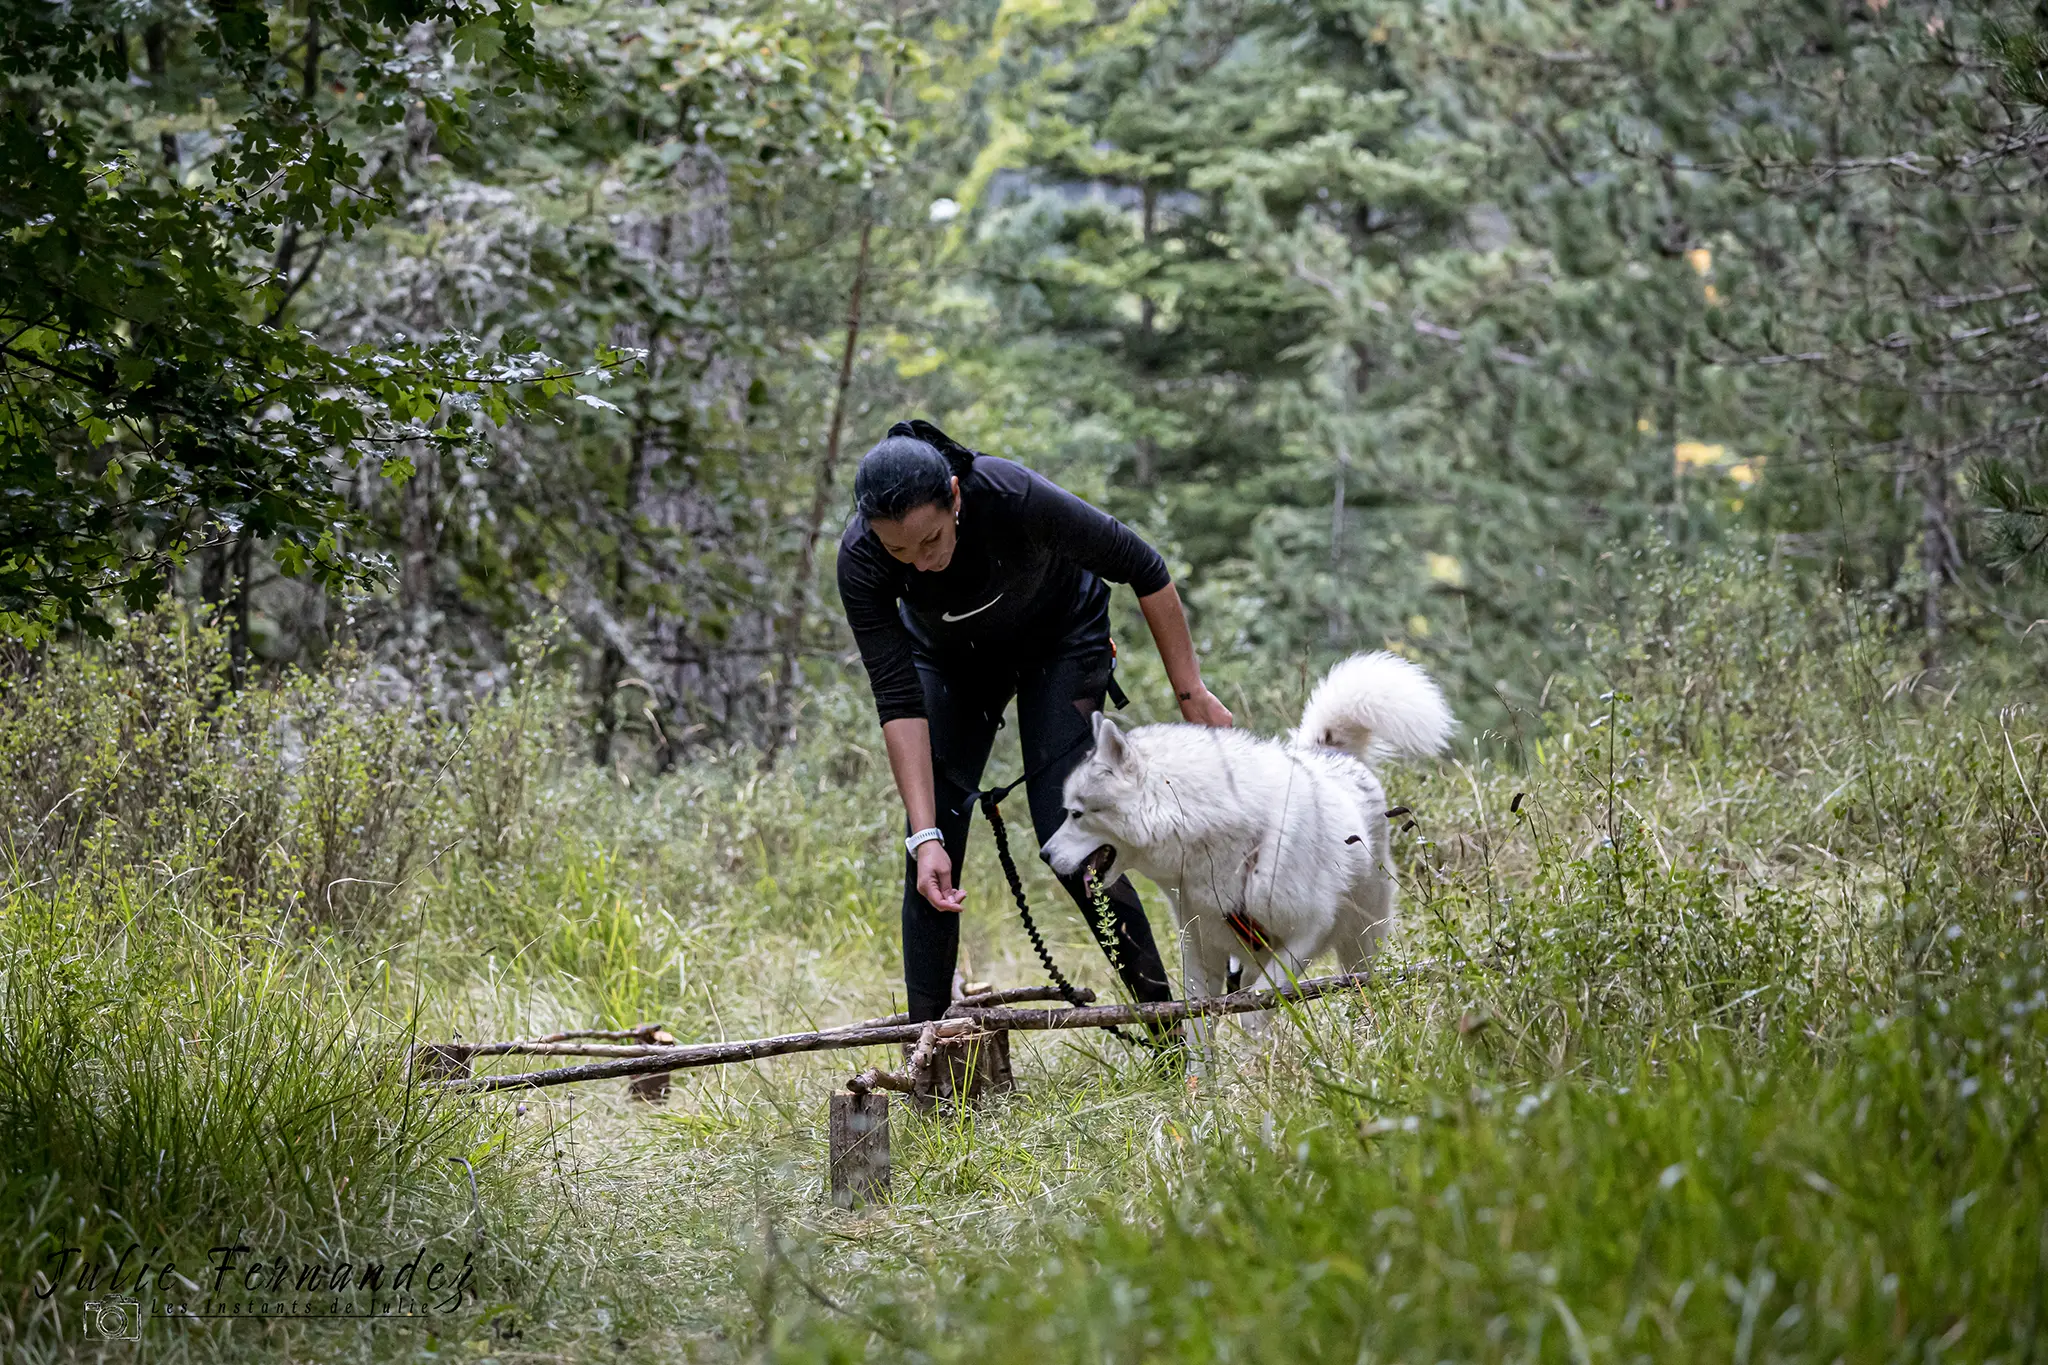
[
  {"x1": 1137, "y1": 584, "x2": 1233, "y2": 730},
  {"x1": 917, "y1": 839, "x2": 966, "y2": 912},
  {"x1": 1179, "y1": 684, "x2": 1234, "y2": 729}
]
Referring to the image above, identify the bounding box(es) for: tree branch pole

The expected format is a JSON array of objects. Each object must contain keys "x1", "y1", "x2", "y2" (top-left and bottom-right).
[
  {"x1": 425, "y1": 972, "x2": 1390, "y2": 1093},
  {"x1": 846, "y1": 1018, "x2": 948, "y2": 1096},
  {"x1": 413, "y1": 987, "x2": 1091, "y2": 1065},
  {"x1": 947, "y1": 971, "x2": 1382, "y2": 1032},
  {"x1": 855, "y1": 983, "x2": 1093, "y2": 1028},
  {"x1": 435, "y1": 1016, "x2": 971, "y2": 1092}
]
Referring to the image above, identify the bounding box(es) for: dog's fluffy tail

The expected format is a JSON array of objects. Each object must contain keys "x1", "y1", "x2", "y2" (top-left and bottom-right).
[{"x1": 1291, "y1": 651, "x2": 1455, "y2": 763}]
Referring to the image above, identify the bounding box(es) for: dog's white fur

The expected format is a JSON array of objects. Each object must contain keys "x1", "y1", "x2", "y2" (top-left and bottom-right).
[{"x1": 1041, "y1": 651, "x2": 1453, "y2": 1020}]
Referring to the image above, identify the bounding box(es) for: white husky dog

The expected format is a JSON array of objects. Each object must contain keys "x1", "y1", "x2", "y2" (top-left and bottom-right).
[{"x1": 1041, "y1": 652, "x2": 1454, "y2": 1017}]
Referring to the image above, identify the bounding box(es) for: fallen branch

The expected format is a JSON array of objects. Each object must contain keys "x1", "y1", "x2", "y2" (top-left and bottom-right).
[
  {"x1": 420, "y1": 988, "x2": 1098, "y2": 1063},
  {"x1": 418, "y1": 1041, "x2": 653, "y2": 1062},
  {"x1": 853, "y1": 984, "x2": 1096, "y2": 1029},
  {"x1": 432, "y1": 1017, "x2": 980, "y2": 1092},
  {"x1": 407, "y1": 1023, "x2": 677, "y2": 1067},
  {"x1": 845, "y1": 1065, "x2": 918, "y2": 1095},
  {"x1": 527, "y1": 1024, "x2": 677, "y2": 1045},
  {"x1": 846, "y1": 1019, "x2": 951, "y2": 1096},
  {"x1": 946, "y1": 971, "x2": 1384, "y2": 1033},
  {"x1": 426, "y1": 972, "x2": 1391, "y2": 1093}
]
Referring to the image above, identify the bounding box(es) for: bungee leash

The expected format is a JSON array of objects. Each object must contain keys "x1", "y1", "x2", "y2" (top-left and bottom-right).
[
  {"x1": 969, "y1": 782, "x2": 1143, "y2": 1049},
  {"x1": 951, "y1": 648, "x2": 1144, "y2": 1048}
]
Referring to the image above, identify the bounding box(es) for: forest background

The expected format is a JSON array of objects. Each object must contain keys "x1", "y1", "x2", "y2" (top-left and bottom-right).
[
  {"x1": 7, "y1": 0, "x2": 2048, "y2": 1361},
  {"x1": 10, "y1": 0, "x2": 2048, "y2": 745}
]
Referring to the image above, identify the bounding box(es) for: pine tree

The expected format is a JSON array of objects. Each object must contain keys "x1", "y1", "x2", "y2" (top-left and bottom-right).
[
  {"x1": 936, "y1": 0, "x2": 1706, "y2": 714},
  {"x1": 1429, "y1": 0, "x2": 2048, "y2": 658},
  {"x1": 937, "y1": 0, "x2": 2048, "y2": 707}
]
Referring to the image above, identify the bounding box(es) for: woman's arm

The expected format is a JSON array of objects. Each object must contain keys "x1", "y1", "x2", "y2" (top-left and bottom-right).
[
  {"x1": 882, "y1": 717, "x2": 965, "y2": 911},
  {"x1": 1137, "y1": 582, "x2": 1233, "y2": 728},
  {"x1": 842, "y1": 536, "x2": 965, "y2": 912}
]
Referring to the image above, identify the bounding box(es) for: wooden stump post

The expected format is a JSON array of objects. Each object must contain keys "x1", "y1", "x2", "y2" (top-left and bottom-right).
[
  {"x1": 907, "y1": 1029, "x2": 1014, "y2": 1112},
  {"x1": 974, "y1": 1028, "x2": 1015, "y2": 1095},
  {"x1": 627, "y1": 1071, "x2": 671, "y2": 1103},
  {"x1": 409, "y1": 1044, "x2": 473, "y2": 1081},
  {"x1": 828, "y1": 1091, "x2": 890, "y2": 1208}
]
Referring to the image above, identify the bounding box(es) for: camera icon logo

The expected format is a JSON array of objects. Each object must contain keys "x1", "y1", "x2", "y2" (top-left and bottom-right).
[{"x1": 83, "y1": 1296, "x2": 142, "y2": 1341}]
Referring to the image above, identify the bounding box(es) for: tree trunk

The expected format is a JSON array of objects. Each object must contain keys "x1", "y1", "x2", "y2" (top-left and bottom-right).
[
  {"x1": 769, "y1": 213, "x2": 873, "y2": 756},
  {"x1": 605, "y1": 133, "x2": 767, "y2": 759},
  {"x1": 144, "y1": 23, "x2": 178, "y2": 167},
  {"x1": 199, "y1": 536, "x2": 229, "y2": 614},
  {"x1": 1135, "y1": 183, "x2": 1158, "y2": 488},
  {"x1": 399, "y1": 441, "x2": 435, "y2": 626},
  {"x1": 229, "y1": 532, "x2": 253, "y2": 685},
  {"x1": 1327, "y1": 340, "x2": 1369, "y2": 647},
  {"x1": 269, "y1": 14, "x2": 322, "y2": 302},
  {"x1": 1919, "y1": 442, "x2": 1955, "y2": 666},
  {"x1": 1329, "y1": 431, "x2": 1350, "y2": 646}
]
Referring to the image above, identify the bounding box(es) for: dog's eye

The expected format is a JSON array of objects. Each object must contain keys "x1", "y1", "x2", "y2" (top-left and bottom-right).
[{"x1": 1066, "y1": 806, "x2": 1084, "y2": 822}]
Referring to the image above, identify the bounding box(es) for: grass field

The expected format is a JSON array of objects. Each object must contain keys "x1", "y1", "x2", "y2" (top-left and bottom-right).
[{"x1": 3, "y1": 551, "x2": 2045, "y2": 1362}]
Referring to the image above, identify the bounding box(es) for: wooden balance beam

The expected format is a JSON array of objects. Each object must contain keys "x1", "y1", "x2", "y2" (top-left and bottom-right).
[
  {"x1": 414, "y1": 971, "x2": 1381, "y2": 1093},
  {"x1": 412, "y1": 970, "x2": 1392, "y2": 1209}
]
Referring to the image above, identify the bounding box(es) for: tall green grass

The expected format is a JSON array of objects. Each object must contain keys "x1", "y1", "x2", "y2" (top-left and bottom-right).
[
  {"x1": 779, "y1": 963, "x2": 2047, "y2": 1362},
  {"x1": 0, "y1": 619, "x2": 553, "y2": 1358},
  {"x1": 768, "y1": 549, "x2": 2048, "y2": 1362},
  {"x1": 0, "y1": 549, "x2": 2041, "y2": 1362}
]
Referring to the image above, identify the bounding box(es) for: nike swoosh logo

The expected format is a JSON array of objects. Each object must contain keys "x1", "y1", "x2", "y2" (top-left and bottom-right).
[{"x1": 940, "y1": 593, "x2": 1004, "y2": 622}]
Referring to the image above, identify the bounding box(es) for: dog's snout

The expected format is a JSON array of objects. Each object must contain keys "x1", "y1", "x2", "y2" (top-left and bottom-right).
[{"x1": 1036, "y1": 847, "x2": 1052, "y2": 865}]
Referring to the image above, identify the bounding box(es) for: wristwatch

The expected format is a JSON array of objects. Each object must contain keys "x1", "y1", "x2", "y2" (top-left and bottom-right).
[{"x1": 905, "y1": 827, "x2": 945, "y2": 856}]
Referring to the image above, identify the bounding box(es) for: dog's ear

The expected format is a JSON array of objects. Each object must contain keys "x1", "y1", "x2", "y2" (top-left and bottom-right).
[{"x1": 1091, "y1": 710, "x2": 1131, "y2": 768}]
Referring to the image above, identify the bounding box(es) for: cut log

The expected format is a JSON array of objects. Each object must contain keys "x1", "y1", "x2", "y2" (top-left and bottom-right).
[
  {"x1": 981, "y1": 1028, "x2": 1015, "y2": 1092},
  {"x1": 828, "y1": 1091, "x2": 890, "y2": 1208}
]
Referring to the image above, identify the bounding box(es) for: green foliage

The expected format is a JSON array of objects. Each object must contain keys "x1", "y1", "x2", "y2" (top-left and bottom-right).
[
  {"x1": 904, "y1": 0, "x2": 2048, "y2": 732},
  {"x1": 10, "y1": 0, "x2": 2048, "y2": 745},
  {"x1": 287, "y1": 0, "x2": 949, "y2": 745},
  {"x1": 0, "y1": 610, "x2": 583, "y2": 926},
  {"x1": 10, "y1": 0, "x2": 2048, "y2": 1354},
  {"x1": 0, "y1": 888, "x2": 502, "y2": 1344},
  {"x1": 0, "y1": 0, "x2": 626, "y2": 643},
  {"x1": 1978, "y1": 457, "x2": 2048, "y2": 578},
  {"x1": 0, "y1": 614, "x2": 577, "y2": 1352}
]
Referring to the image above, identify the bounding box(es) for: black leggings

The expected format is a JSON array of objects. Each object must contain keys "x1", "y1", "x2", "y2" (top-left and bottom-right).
[{"x1": 901, "y1": 637, "x2": 1175, "y2": 1023}]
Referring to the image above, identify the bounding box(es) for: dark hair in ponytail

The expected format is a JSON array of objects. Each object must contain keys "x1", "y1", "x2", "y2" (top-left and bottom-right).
[{"x1": 854, "y1": 419, "x2": 978, "y2": 522}]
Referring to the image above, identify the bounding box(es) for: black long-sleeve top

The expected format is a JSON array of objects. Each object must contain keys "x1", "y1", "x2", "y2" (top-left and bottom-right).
[{"x1": 836, "y1": 455, "x2": 1172, "y2": 724}]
